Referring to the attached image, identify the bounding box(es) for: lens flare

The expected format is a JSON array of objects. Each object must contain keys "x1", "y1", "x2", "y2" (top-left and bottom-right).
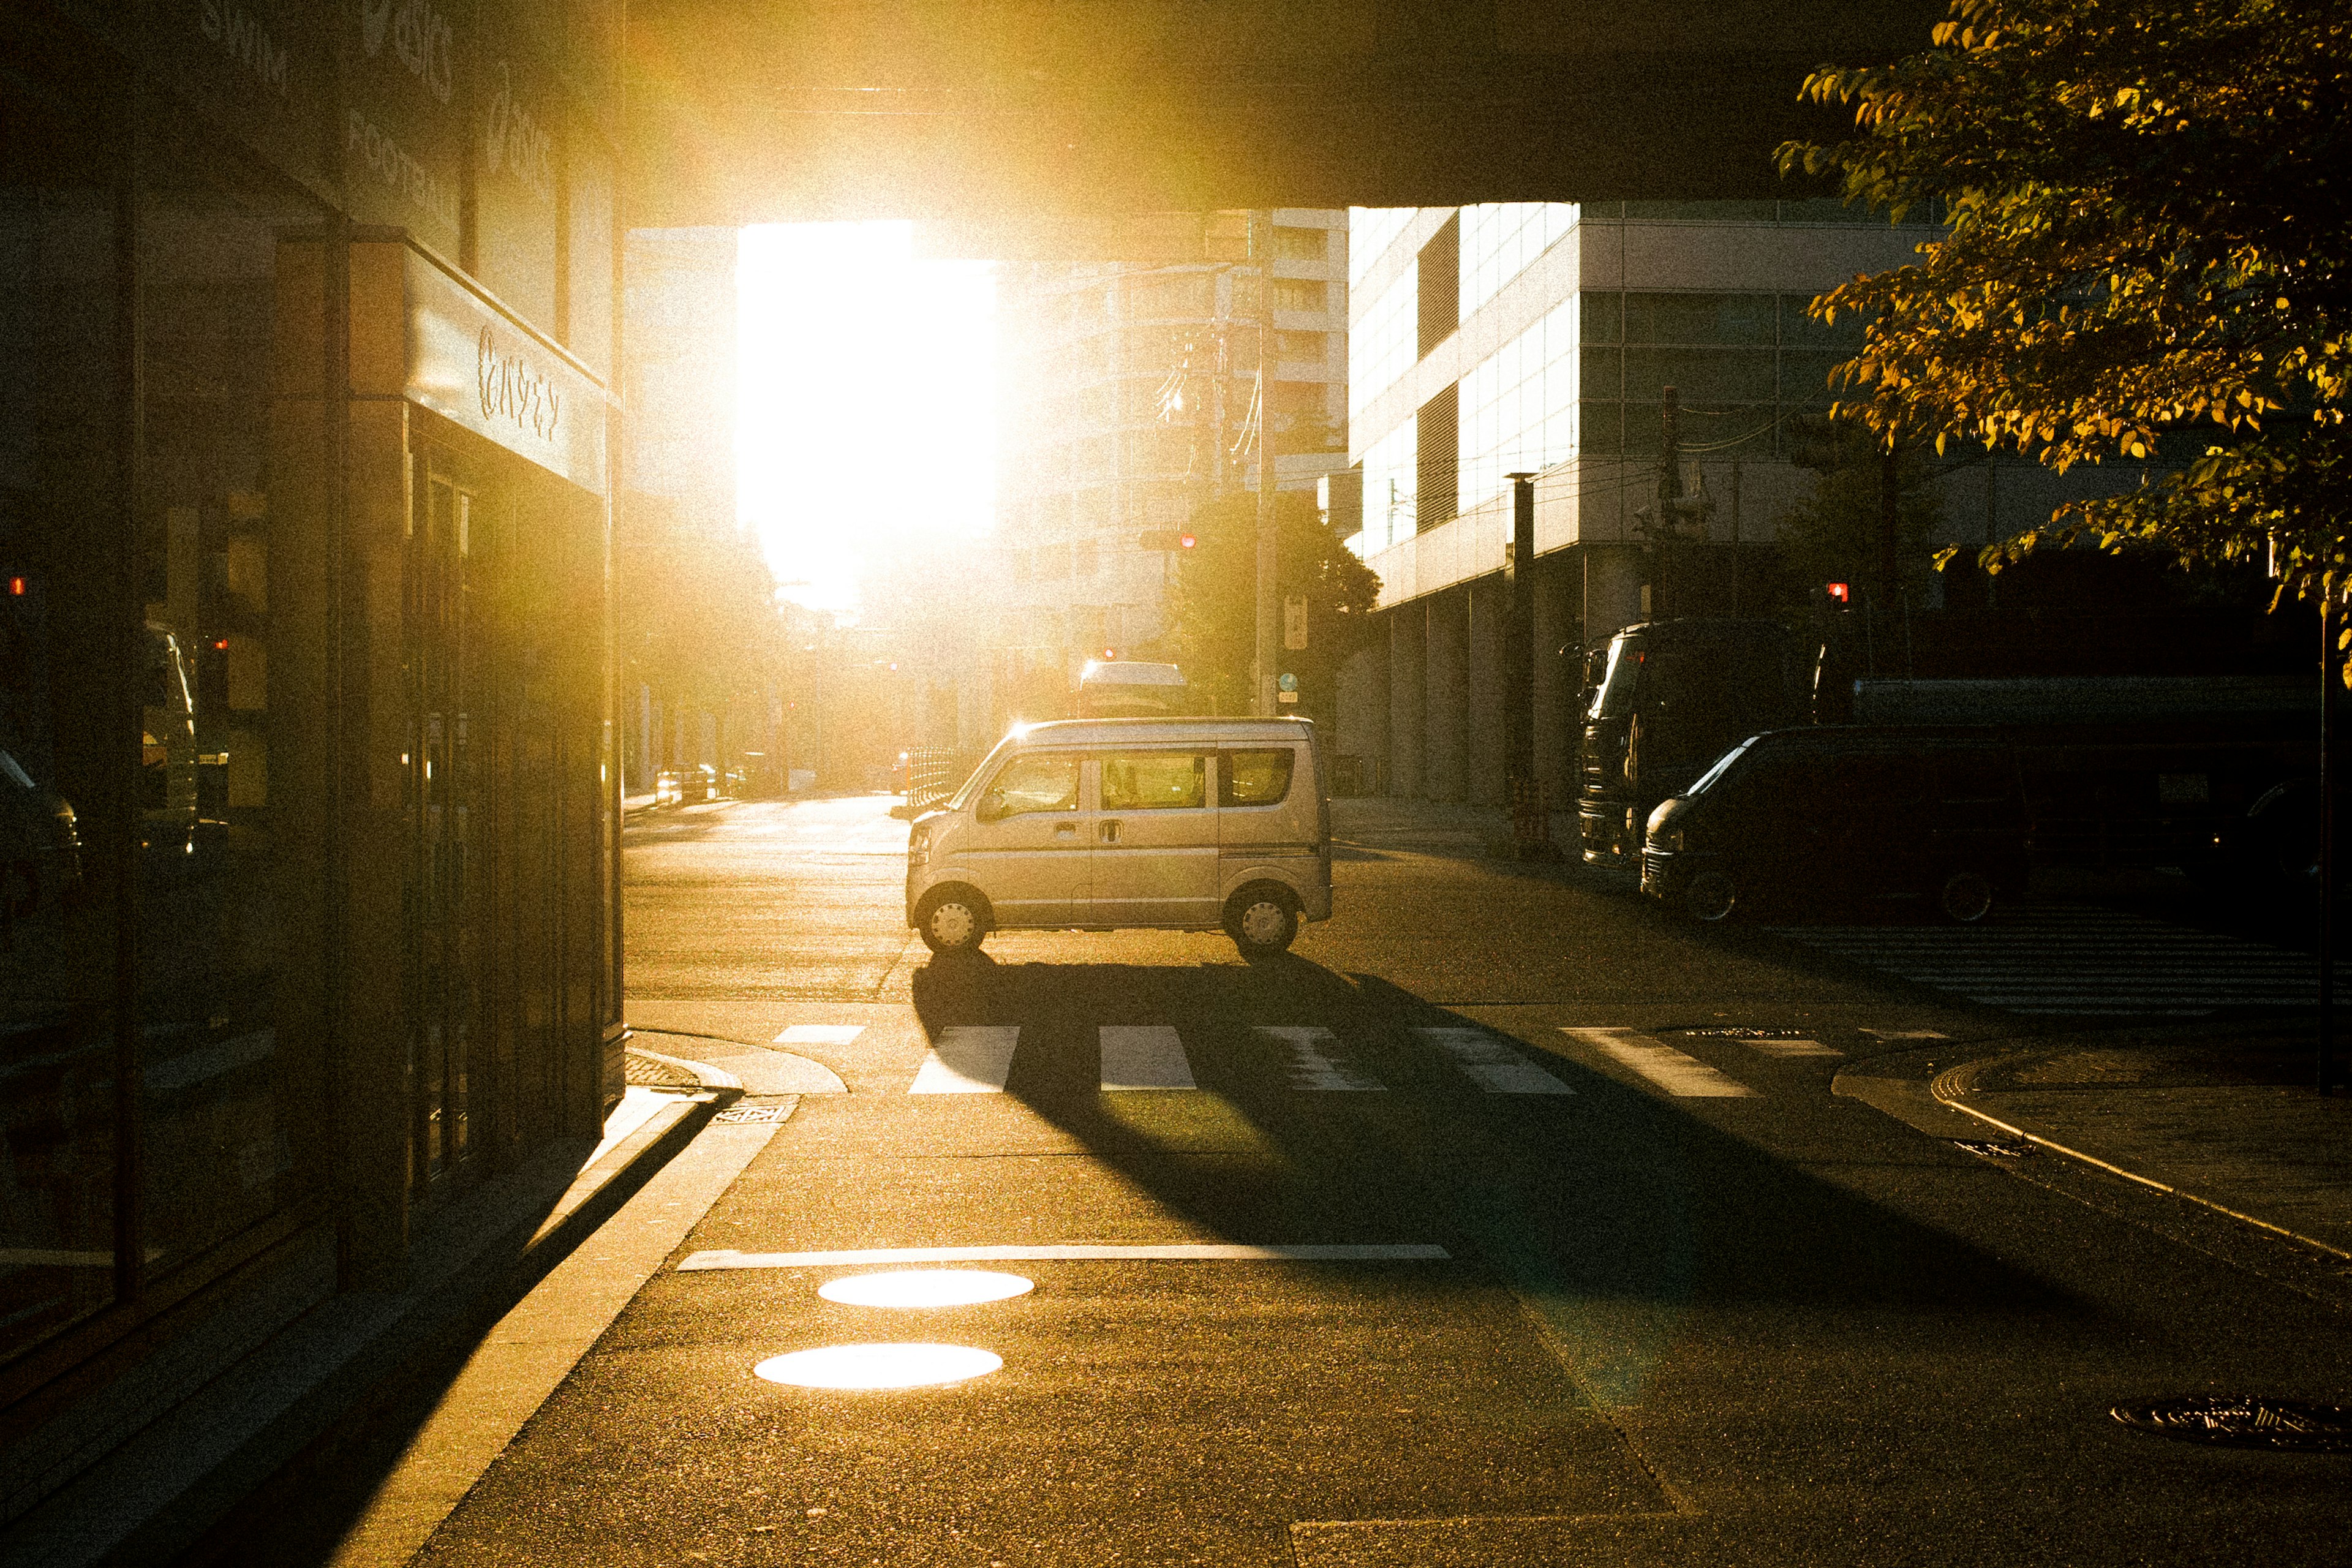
[{"x1": 753, "y1": 1343, "x2": 1002, "y2": 1390}]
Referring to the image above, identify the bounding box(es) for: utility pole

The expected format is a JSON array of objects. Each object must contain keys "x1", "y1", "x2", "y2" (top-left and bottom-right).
[
  {"x1": 1504, "y1": 472, "x2": 1548, "y2": 857},
  {"x1": 2323, "y1": 591, "x2": 2339, "y2": 1092},
  {"x1": 1254, "y1": 209, "x2": 1279, "y2": 717},
  {"x1": 1730, "y1": 458, "x2": 1743, "y2": 617}
]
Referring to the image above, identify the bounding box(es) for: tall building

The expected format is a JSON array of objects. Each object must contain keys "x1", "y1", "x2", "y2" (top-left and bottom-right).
[
  {"x1": 1333, "y1": 200, "x2": 2076, "y2": 807},
  {"x1": 620, "y1": 228, "x2": 742, "y2": 791},
  {"x1": 992, "y1": 211, "x2": 1350, "y2": 717}
]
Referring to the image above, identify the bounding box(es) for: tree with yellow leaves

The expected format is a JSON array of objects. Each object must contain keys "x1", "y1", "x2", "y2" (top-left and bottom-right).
[{"x1": 1779, "y1": 0, "x2": 2351, "y2": 620}]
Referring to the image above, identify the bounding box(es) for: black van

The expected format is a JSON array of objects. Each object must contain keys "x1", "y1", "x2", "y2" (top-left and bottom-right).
[{"x1": 1640, "y1": 728, "x2": 2029, "y2": 922}]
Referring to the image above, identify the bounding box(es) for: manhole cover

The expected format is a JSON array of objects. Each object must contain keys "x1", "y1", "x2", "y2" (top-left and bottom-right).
[
  {"x1": 1952, "y1": 1139, "x2": 2035, "y2": 1158},
  {"x1": 713, "y1": 1104, "x2": 794, "y2": 1124},
  {"x1": 2113, "y1": 1397, "x2": 2352, "y2": 1453},
  {"x1": 1667, "y1": 1027, "x2": 1815, "y2": 1038}
]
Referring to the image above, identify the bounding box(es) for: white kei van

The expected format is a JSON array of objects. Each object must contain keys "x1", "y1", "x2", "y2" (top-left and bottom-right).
[{"x1": 905, "y1": 717, "x2": 1332, "y2": 960}]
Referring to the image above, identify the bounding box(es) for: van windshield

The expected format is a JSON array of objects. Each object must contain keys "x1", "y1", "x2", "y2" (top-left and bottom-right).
[
  {"x1": 945, "y1": 736, "x2": 1017, "y2": 812},
  {"x1": 1684, "y1": 737, "x2": 1755, "y2": 796}
]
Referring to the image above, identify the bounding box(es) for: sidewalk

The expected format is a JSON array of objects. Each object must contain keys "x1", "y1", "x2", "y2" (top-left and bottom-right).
[{"x1": 1931, "y1": 1024, "x2": 2352, "y2": 1265}]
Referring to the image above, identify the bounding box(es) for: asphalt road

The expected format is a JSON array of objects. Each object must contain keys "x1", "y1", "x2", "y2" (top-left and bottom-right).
[{"x1": 411, "y1": 794, "x2": 2346, "y2": 1567}]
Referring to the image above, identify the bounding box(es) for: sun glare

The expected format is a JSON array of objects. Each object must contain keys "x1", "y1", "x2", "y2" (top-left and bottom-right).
[{"x1": 736, "y1": 222, "x2": 997, "y2": 617}]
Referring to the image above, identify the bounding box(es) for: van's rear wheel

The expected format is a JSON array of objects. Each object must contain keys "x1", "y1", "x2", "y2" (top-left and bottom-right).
[
  {"x1": 1683, "y1": 869, "x2": 1739, "y2": 923},
  {"x1": 1937, "y1": 870, "x2": 1995, "y2": 924},
  {"x1": 1226, "y1": 885, "x2": 1298, "y2": 960},
  {"x1": 916, "y1": 887, "x2": 989, "y2": 955}
]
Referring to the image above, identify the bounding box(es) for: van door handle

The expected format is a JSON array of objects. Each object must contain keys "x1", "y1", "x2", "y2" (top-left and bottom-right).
[
  {"x1": 1054, "y1": 824, "x2": 1076, "y2": 840},
  {"x1": 1100, "y1": 820, "x2": 1120, "y2": 844}
]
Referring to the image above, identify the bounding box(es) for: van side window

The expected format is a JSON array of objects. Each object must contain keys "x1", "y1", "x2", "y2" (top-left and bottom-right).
[
  {"x1": 984, "y1": 753, "x2": 1079, "y2": 816},
  {"x1": 1220, "y1": 748, "x2": 1294, "y2": 807},
  {"x1": 1101, "y1": 752, "x2": 1207, "y2": 811}
]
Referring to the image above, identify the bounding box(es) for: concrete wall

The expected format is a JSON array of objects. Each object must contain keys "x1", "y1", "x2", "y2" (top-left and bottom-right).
[{"x1": 1424, "y1": 592, "x2": 1469, "y2": 802}]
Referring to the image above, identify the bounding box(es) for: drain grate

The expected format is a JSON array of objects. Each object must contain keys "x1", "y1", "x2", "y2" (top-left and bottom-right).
[
  {"x1": 2113, "y1": 1397, "x2": 2352, "y2": 1453},
  {"x1": 712, "y1": 1103, "x2": 794, "y2": 1125},
  {"x1": 1951, "y1": 1139, "x2": 2036, "y2": 1158}
]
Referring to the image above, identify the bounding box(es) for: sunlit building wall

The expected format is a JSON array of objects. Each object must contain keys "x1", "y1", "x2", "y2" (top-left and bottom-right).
[
  {"x1": 994, "y1": 211, "x2": 1351, "y2": 707},
  {"x1": 1336, "y1": 201, "x2": 1943, "y2": 807}
]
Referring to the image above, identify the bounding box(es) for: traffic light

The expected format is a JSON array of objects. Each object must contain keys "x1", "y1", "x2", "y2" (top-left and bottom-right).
[
  {"x1": 1137, "y1": 529, "x2": 1201, "y2": 552},
  {"x1": 1825, "y1": 581, "x2": 1851, "y2": 603}
]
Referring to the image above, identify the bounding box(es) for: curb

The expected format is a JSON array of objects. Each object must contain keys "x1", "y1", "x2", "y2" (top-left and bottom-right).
[
  {"x1": 4, "y1": 1085, "x2": 738, "y2": 1568},
  {"x1": 1931, "y1": 1051, "x2": 2352, "y2": 1267}
]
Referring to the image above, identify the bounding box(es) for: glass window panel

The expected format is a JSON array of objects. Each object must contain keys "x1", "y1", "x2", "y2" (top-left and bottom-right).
[
  {"x1": 1623, "y1": 200, "x2": 1777, "y2": 223},
  {"x1": 1579, "y1": 347, "x2": 1623, "y2": 402},
  {"x1": 1, "y1": 50, "x2": 126, "y2": 1361},
  {"x1": 986, "y1": 753, "x2": 1079, "y2": 816},
  {"x1": 1624, "y1": 347, "x2": 1776, "y2": 404},
  {"x1": 1100, "y1": 752, "x2": 1207, "y2": 811},
  {"x1": 1580, "y1": 292, "x2": 1621, "y2": 345},
  {"x1": 1220, "y1": 749, "x2": 1294, "y2": 807},
  {"x1": 1578, "y1": 401, "x2": 1623, "y2": 456},
  {"x1": 1781, "y1": 349, "x2": 1861, "y2": 402},
  {"x1": 1781, "y1": 296, "x2": 1868, "y2": 349},
  {"x1": 134, "y1": 124, "x2": 326, "y2": 1278},
  {"x1": 1625, "y1": 293, "x2": 1775, "y2": 345}
]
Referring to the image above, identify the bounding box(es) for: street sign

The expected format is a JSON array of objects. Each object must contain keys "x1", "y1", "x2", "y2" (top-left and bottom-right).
[
  {"x1": 1277, "y1": 672, "x2": 1298, "y2": 693},
  {"x1": 1283, "y1": 595, "x2": 1307, "y2": 649}
]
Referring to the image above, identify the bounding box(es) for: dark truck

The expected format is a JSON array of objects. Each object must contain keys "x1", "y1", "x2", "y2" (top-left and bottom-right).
[
  {"x1": 1580, "y1": 612, "x2": 2319, "y2": 889},
  {"x1": 1577, "y1": 619, "x2": 1810, "y2": 870}
]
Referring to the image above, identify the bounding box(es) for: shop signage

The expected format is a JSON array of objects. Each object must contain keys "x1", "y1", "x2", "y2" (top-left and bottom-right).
[
  {"x1": 147, "y1": 0, "x2": 328, "y2": 192},
  {"x1": 341, "y1": 0, "x2": 467, "y2": 257},
  {"x1": 402, "y1": 250, "x2": 606, "y2": 496}
]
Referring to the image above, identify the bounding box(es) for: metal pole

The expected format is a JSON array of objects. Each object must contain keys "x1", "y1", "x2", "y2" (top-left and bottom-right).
[
  {"x1": 1505, "y1": 473, "x2": 1542, "y2": 855},
  {"x1": 2323, "y1": 590, "x2": 2338, "y2": 1091},
  {"x1": 1254, "y1": 211, "x2": 1278, "y2": 716}
]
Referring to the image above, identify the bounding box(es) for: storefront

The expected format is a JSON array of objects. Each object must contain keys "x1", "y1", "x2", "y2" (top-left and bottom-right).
[{"x1": 1, "y1": 0, "x2": 622, "y2": 1523}]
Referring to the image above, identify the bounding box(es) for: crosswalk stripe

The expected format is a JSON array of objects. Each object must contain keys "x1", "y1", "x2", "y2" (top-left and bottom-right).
[
  {"x1": 1100, "y1": 1025, "x2": 1196, "y2": 1091},
  {"x1": 909, "y1": 1026, "x2": 1020, "y2": 1093},
  {"x1": 1414, "y1": 1027, "x2": 1574, "y2": 1095},
  {"x1": 1561, "y1": 1027, "x2": 1759, "y2": 1097},
  {"x1": 776, "y1": 1025, "x2": 865, "y2": 1046},
  {"x1": 679, "y1": 1242, "x2": 1452, "y2": 1271},
  {"x1": 1254, "y1": 1026, "x2": 1385, "y2": 1091}
]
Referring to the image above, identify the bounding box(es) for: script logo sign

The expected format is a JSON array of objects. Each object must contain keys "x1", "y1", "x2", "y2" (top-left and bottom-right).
[{"x1": 477, "y1": 326, "x2": 560, "y2": 445}]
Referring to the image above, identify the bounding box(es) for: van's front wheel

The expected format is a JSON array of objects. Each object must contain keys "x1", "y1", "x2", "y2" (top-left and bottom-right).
[
  {"x1": 916, "y1": 887, "x2": 990, "y2": 956},
  {"x1": 1936, "y1": 870, "x2": 1995, "y2": 924},
  {"x1": 1226, "y1": 885, "x2": 1299, "y2": 960}
]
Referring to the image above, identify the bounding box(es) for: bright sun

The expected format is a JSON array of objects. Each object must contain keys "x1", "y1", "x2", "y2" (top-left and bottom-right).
[{"x1": 736, "y1": 222, "x2": 997, "y2": 617}]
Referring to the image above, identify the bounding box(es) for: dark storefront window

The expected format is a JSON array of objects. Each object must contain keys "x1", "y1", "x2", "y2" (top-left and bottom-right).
[
  {"x1": 134, "y1": 122, "x2": 326, "y2": 1280},
  {"x1": 1, "y1": 36, "x2": 127, "y2": 1363}
]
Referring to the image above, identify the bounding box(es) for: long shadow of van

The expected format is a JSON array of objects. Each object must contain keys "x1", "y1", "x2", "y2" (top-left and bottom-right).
[{"x1": 909, "y1": 951, "x2": 2079, "y2": 1321}]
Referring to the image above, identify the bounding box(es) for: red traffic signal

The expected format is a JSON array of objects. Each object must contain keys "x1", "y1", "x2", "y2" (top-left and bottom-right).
[
  {"x1": 1825, "y1": 581, "x2": 1850, "y2": 603},
  {"x1": 1179, "y1": 533, "x2": 1196, "y2": 549}
]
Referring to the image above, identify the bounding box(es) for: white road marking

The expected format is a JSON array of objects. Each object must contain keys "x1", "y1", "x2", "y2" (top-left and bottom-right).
[
  {"x1": 776, "y1": 1024, "x2": 866, "y2": 1046},
  {"x1": 1414, "y1": 1027, "x2": 1574, "y2": 1095},
  {"x1": 1741, "y1": 1038, "x2": 1842, "y2": 1059},
  {"x1": 1100, "y1": 1025, "x2": 1196, "y2": 1090},
  {"x1": 679, "y1": 1243, "x2": 1453, "y2": 1271},
  {"x1": 1561, "y1": 1027, "x2": 1759, "y2": 1097},
  {"x1": 908, "y1": 1026, "x2": 1021, "y2": 1093},
  {"x1": 1256, "y1": 1025, "x2": 1385, "y2": 1090},
  {"x1": 1858, "y1": 1028, "x2": 1950, "y2": 1041}
]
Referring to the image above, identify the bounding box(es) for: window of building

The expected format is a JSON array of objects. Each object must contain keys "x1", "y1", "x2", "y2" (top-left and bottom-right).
[
  {"x1": 1126, "y1": 271, "x2": 1213, "y2": 320},
  {"x1": 1460, "y1": 203, "x2": 1578, "y2": 320},
  {"x1": 1349, "y1": 266, "x2": 1417, "y2": 423},
  {"x1": 1349, "y1": 206, "x2": 1419, "y2": 290},
  {"x1": 1275, "y1": 277, "x2": 1328, "y2": 315},
  {"x1": 1415, "y1": 385, "x2": 1458, "y2": 532},
  {"x1": 1273, "y1": 225, "x2": 1325, "y2": 261},
  {"x1": 1276, "y1": 330, "x2": 1325, "y2": 364},
  {"x1": 1416, "y1": 214, "x2": 1459, "y2": 356},
  {"x1": 1074, "y1": 538, "x2": 1098, "y2": 577}
]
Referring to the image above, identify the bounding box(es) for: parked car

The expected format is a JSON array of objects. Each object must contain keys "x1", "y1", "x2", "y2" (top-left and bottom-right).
[
  {"x1": 654, "y1": 764, "x2": 719, "y2": 805},
  {"x1": 904, "y1": 716, "x2": 1330, "y2": 960},
  {"x1": 1641, "y1": 728, "x2": 2029, "y2": 923}
]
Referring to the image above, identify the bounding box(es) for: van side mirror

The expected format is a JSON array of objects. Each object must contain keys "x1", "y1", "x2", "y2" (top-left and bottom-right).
[{"x1": 975, "y1": 794, "x2": 1005, "y2": 824}]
